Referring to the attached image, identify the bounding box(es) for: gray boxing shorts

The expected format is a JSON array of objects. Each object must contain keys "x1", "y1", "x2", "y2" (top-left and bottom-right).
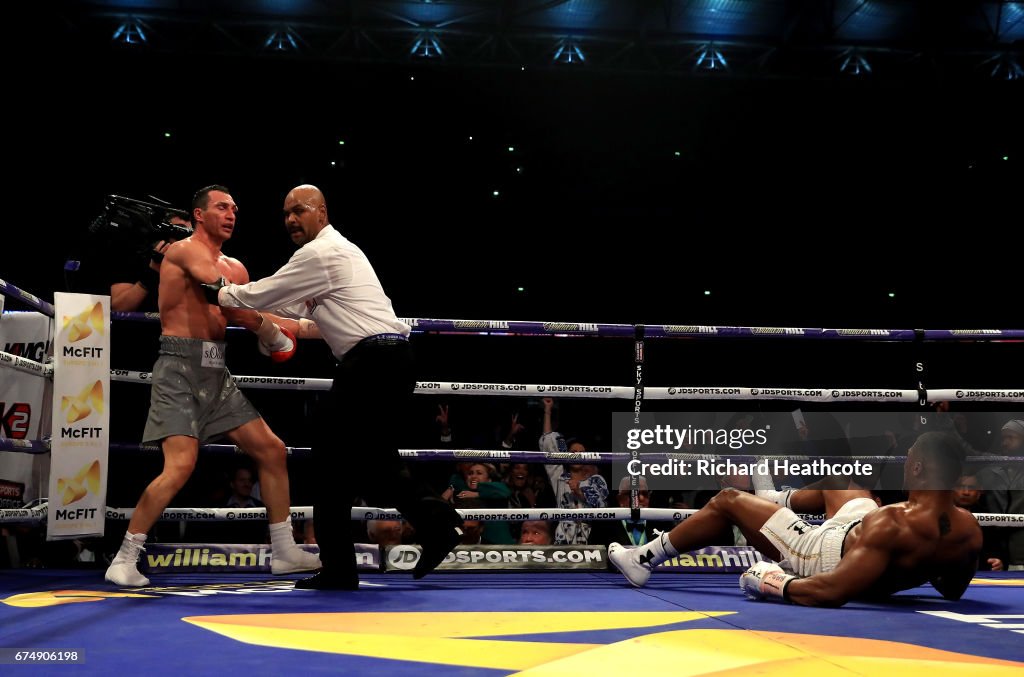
[{"x1": 142, "y1": 336, "x2": 260, "y2": 445}]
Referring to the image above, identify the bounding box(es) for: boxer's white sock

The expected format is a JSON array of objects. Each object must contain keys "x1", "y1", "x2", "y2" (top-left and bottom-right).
[
  {"x1": 269, "y1": 518, "x2": 321, "y2": 574},
  {"x1": 632, "y1": 531, "x2": 679, "y2": 568},
  {"x1": 755, "y1": 489, "x2": 793, "y2": 509},
  {"x1": 112, "y1": 532, "x2": 147, "y2": 563}
]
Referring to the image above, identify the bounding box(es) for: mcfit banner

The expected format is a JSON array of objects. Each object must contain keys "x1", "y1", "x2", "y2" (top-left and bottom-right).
[{"x1": 47, "y1": 294, "x2": 110, "y2": 539}]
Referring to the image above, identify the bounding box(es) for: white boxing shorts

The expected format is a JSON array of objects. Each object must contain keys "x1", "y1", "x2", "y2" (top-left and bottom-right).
[{"x1": 759, "y1": 497, "x2": 878, "y2": 577}]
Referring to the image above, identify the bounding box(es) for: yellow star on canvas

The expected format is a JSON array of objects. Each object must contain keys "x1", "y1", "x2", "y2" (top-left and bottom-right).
[{"x1": 183, "y1": 613, "x2": 1024, "y2": 674}]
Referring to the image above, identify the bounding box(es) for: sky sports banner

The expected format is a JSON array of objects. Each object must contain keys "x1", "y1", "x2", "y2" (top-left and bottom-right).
[
  {"x1": 0, "y1": 310, "x2": 53, "y2": 505},
  {"x1": 613, "y1": 410, "x2": 1023, "y2": 492},
  {"x1": 47, "y1": 294, "x2": 110, "y2": 540},
  {"x1": 384, "y1": 544, "x2": 607, "y2": 571},
  {"x1": 141, "y1": 543, "x2": 377, "y2": 574}
]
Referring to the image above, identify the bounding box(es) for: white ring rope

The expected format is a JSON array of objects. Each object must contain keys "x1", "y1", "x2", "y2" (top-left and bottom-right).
[
  {"x1": 0, "y1": 350, "x2": 51, "y2": 378},
  {"x1": 4, "y1": 354, "x2": 1021, "y2": 404},
  {"x1": 2, "y1": 503, "x2": 1022, "y2": 527}
]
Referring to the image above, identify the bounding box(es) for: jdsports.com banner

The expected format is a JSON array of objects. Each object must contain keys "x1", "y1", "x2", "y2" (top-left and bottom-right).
[
  {"x1": 47, "y1": 294, "x2": 110, "y2": 540},
  {"x1": 384, "y1": 544, "x2": 607, "y2": 571}
]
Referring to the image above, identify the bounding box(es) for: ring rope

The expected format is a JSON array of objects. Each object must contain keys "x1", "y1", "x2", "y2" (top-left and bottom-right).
[
  {"x1": 2, "y1": 503, "x2": 1022, "y2": 527},
  {"x1": 5, "y1": 355, "x2": 1017, "y2": 403},
  {"x1": 5, "y1": 436, "x2": 1024, "y2": 470},
  {"x1": 0, "y1": 350, "x2": 51, "y2": 378},
  {"x1": 75, "y1": 367, "x2": 1024, "y2": 402},
  {"x1": 5, "y1": 278, "x2": 1024, "y2": 340}
]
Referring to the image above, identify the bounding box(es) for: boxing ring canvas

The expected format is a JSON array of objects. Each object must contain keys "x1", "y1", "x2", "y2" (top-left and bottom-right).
[{"x1": 1, "y1": 570, "x2": 1022, "y2": 675}]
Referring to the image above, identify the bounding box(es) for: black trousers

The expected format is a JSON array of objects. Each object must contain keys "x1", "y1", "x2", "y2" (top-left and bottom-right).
[{"x1": 311, "y1": 339, "x2": 430, "y2": 570}]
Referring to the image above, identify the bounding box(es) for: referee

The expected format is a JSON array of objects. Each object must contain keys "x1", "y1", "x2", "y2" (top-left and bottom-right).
[{"x1": 208, "y1": 183, "x2": 463, "y2": 589}]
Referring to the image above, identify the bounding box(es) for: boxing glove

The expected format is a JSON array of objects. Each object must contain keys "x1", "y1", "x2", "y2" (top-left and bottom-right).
[
  {"x1": 740, "y1": 561, "x2": 795, "y2": 601},
  {"x1": 256, "y1": 319, "x2": 297, "y2": 363}
]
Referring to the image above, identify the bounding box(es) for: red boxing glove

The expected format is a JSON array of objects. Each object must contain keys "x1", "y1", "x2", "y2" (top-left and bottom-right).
[{"x1": 256, "y1": 321, "x2": 297, "y2": 363}]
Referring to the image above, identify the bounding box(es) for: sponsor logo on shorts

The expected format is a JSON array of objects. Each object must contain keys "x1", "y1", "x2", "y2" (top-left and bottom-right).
[{"x1": 201, "y1": 341, "x2": 226, "y2": 369}]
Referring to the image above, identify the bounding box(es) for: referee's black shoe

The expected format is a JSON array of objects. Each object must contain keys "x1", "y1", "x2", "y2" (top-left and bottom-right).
[{"x1": 405, "y1": 497, "x2": 464, "y2": 579}]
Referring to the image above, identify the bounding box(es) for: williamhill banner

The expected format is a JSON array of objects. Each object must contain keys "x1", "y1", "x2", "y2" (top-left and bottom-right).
[
  {"x1": 47, "y1": 294, "x2": 110, "y2": 539},
  {"x1": 142, "y1": 543, "x2": 378, "y2": 573},
  {"x1": 655, "y1": 545, "x2": 766, "y2": 572}
]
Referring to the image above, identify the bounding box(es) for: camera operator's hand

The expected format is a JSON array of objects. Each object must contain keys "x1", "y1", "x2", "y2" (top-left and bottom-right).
[
  {"x1": 149, "y1": 240, "x2": 171, "y2": 270},
  {"x1": 135, "y1": 240, "x2": 172, "y2": 292},
  {"x1": 134, "y1": 241, "x2": 170, "y2": 293}
]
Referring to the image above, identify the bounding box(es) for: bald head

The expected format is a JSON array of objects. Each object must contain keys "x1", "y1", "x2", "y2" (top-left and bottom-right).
[
  {"x1": 283, "y1": 184, "x2": 329, "y2": 245},
  {"x1": 288, "y1": 184, "x2": 325, "y2": 208}
]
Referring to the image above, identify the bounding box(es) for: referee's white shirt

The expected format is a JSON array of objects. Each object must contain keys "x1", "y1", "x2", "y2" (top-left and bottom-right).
[{"x1": 218, "y1": 224, "x2": 410, "y2": 359}]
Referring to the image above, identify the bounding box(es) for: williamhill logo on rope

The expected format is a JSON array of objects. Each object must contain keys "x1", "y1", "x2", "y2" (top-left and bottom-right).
[{"x1": 48, "y1": 293, "x2": 110, "y2": 540}]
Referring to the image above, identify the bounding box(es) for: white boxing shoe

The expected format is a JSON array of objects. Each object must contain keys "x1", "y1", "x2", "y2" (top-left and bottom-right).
[
  {"x1": 608, "y1": 542, "x2": 653, "y2": 587},
  {"x1": 271, "y1": 547, "x2": 322, "y2": 575},
  {"x1": 105, "y1": 534, "x2": 150, "y2": 587},
  {"x1": 104, "y1": 561, "x2": 150, "y2": 587}
]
